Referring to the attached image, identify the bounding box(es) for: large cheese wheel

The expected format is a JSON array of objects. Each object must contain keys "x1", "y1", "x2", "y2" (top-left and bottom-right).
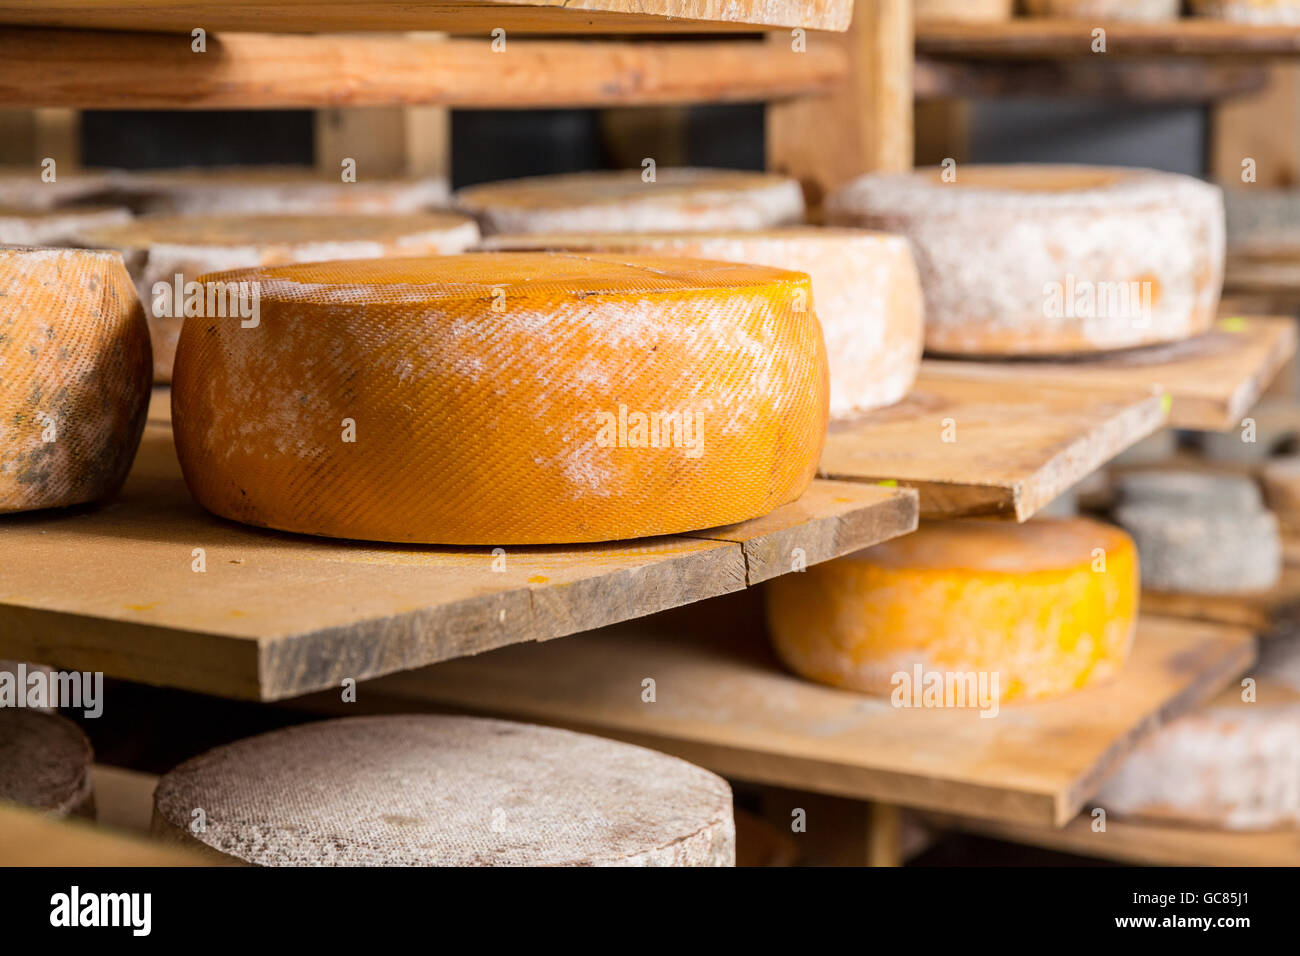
[
  {"x1": 766, "y1": 518, "x2": 1139, "y2": 702},
  {"x1": 455, "y1": 168, "x2": 805, "y2": 236},
  {"x1": 826, "y1": 165, "x2": 1225, "y2": 355},
  {"x1": 152, "y1": 716, "x2": 735, "y2": 866},
  {"x1": 480, "y1": 227, "x2": 923, "y2": 417},
  {"x1": 172, "y1": 252, "x2": 828, "y2": 545},
  {"x1": 1022, "y1": 0, "x2": 1181, "y2": 19},
  {"x1": 1191, "y1": 0, "x2": 1300, "y2": 23},
  {"x1": 0, "y1": 710, "x2": 94, "y2": 818},
  {"x1": 108, "y1": 165, "x2": 449, "y2": 216},
  {"x1": 0, "y1": 167, "x2": 113, "y2": 210},
  {"x1": 0, "y1": 248, "x2": 151, "y2": 513},
  {"x1": 0, "y1": 206, "x2": 131, "y2": 246},
  {"x1": 75, "y1": 212, "x2": 480, "y2": 383}
]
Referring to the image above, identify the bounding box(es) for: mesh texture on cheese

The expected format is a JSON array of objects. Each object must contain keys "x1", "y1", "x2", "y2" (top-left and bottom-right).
[
  {"x1": 479, "y1": 227, "x2": 922, "y2": 417},
  {"x1": 455, "y1": 168, "x2": 805, "y2": 236},
  {"x1": 766, "y1": 518, "x2": 1139, "y2": 702},
  {"x1": 152, "y1": 715, "x2": 735, "y2": 866},
  {"x1": 171, "y1": 252, "x2": 829, "y2": 545},
  {"x1": 827, "y1": 164, "x2": 1225, "y2": 355},
  {"x1": 0, "y1": 247, "x2": 151, "y2": 513}
]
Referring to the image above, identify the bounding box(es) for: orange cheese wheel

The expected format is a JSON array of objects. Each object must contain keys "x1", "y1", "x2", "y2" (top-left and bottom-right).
[
  {"x1": 455, "y1": 168, "x2": 805, "y2": 236},
  {"x1": 827, "y1": 165, "x2": 1225, "y2": 355},
  {"x1": 1190, "y1": 0, "x2": 1300, "y2": 23},
  {"x1": 171, "y1": 252, "x2": 829, "y2": 545},
  {"x1": 0, "y1": 247, "x2": 151, "y2": 513},
  {"x1": 1023, "y1": 0, "x2": 1181, "y2": 19},
  {"x1": 765, "y1": 518, "x2": 1139, "y2": 702},
  {"x1": 479, "y1": 227, "x2": 923, "y2": 417},
  {"x1": 74, "y1": 212, "x2": 480, "y2": 384},
  {"x1": 0, "y1": 205, "x2": 131, "y2": 246}
]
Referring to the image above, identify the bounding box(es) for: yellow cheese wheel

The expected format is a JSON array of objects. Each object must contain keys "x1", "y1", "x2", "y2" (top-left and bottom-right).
[
  {"x1": 479, "y1": 227, "x2": 923, "y2": 417},
  {"x1": 1190, "y1": 0, "x2": 1300, "y2": 23},
  {"x1": 455, "y1": 168, "x2": 805, "y2": 236},
  {"x1": 0, "y1": 248, "x2": 151, "y2": 513},
  {"x1": 766, "y1": 518, "x2": 1139, "y2": 702},
  {"x1": 172, "y1": 252, "x2": 828, "y2": 545},
  {"x1": 0, "y1": 205, "x2": 131, "y2": 246},
  {"x1": 74, "y1": 212, "x2": 480, "y2": 384},
  {"x1": 827, "y1": 165, "x2": 1224, "y2": 355}
]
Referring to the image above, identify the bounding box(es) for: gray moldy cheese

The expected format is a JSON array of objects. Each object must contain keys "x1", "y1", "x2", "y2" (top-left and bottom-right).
[{"x1": 0, "y1": 710, "x2": 94, "y2": 818}]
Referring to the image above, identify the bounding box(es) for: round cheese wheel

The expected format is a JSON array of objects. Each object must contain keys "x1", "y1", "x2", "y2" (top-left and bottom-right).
[
  {"x1": 0, "y1": 247, "x2": 151, "y2": 513},
  {"x1": 1022, "y1": 0, "x2": 1181, "y2": 19},
  {"x1": 74, "y1": 212, "x2": 481, "y2": 384},
  {"x1": 826, "y1": 165, "x2": 1225, "y2": 356},
  {"x1": 455, "y1": 168, "x2": 805, "y2": 236},
  {"x1": 109, "y1": 166, "x2": 449, "y2": 216},
  {"x1": 0, "y1": 710, "x2": 94, "y2": 818},
  {"x1": 479, "y1": 227, "x2": 923, "y2": 417},
  {"x1": 1190, "y1": 0, "x2": 1300, "y2": 23},
  {"x1": 0, "y1": 167, "x2": 113, "y2": 210},
  {"x1": 766, "y1": 518, "x2": 1139, "y2": 702},
  {"x1": 171, "y1": 252, "x2": 828, "y2": 545},
  {"x1": 915, "y1": 0, "x2": 1013, "y2": 19},
  {"x1": 0, "y1": 205, "x2": 131, "y2": 246},
  {"x1": 152, "y1": 716, "x2": 735, "y2": 866}
]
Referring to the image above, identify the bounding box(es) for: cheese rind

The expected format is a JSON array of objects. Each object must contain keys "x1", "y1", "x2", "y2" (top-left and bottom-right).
[
  {"x1": 0, "y1": 710, "x2": 95, "y2": 818},
  {"x1": 171, "y1": 252, "x2": 829, "y2": 545},
  {"x1": 0, "y1": 247, "x2": 151, "y2": 514},
  {"x1": 455, "y1": 168, "x2": 805, "y2": 236},
  {"x1": 827, "y1": 164, "x2": 1225, "y2": 355},
  {"x1": 1190, "y1": 0, "x2": 1300, "y2": 23},
  {"x1": 766, "y1": 518, "x2": 1139, "y2": 702},
  {"x1": 480, "y1": 227, "x2": 923, "y2": 417},
  {"x1": 74, "y1": 212, "x2": 480, "y2": 384}
]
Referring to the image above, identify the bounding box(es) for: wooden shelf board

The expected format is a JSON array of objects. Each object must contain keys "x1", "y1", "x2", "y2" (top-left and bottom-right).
[
  {"x1": 1140, "y1": 563, "x2": 1300, "y2": 634},
  {"x1": 0, "y1": 426, "x2": 917, "y2": 702},
  {"x1": 917, "y1": 18, "x2": 1300, "y2": 59},
  {"x1": 0, "y1": 0, "x2": 851, "y2": 34},
  {"x1": 821, "y1": 364, "x2": 1166, "y2": 521},
  {"x1": 0, "y1": 802, "x2": 214, "y2": 866},
  {"x1": 0, "y1": 30, "x2": 849, "y2": 110},
  {"x1": 926, "y1": 317, "x2": 1297, "y2": 433},
  {"x1": 346, "y1": 601, "x2": 1256, "y2": 828}
]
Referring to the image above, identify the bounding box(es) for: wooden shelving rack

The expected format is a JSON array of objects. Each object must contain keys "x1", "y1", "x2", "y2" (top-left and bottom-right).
[{"x1": 2, "y1": 2, "x2": 1298, "y2": 867}]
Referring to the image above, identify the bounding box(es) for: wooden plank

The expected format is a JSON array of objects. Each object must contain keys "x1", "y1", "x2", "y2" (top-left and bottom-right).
[
  {"x1": 352, "y1": 604, "x2": 1256, "y2": 828},
  {"x1": 0, "y1": 0, "x2": 853, "y2": 33},
  {"x1": 1140, "y1": 564, "x2": 1300, "y2": 634},
  {"x1": 0, "y1": 802, "x2": 215, "y2": 866},
  {"x1": 0, "y1": 30, "x2": 850, "y2": 110},
  {"x1": 916, "y1": 19, "x2": 1300, "y2": 59},
  {"x1": 927, "y1": 318, "x2": 1298, "y2": 433},
  {"x1": 820, "y1": 365, "x2": 1167, "y2": 521},
  {"x1": 0, "y1": 426, "x2": 917, "y2": 702}
]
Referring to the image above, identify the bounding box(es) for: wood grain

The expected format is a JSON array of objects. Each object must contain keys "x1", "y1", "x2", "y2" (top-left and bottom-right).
[
  {"x1": 0, "y1": 802, "x2": 215, "y2": 866},
  {"x1": 0, "y1": 30, "x2": 849, "y2": 110},
  {"x1": 0, "y1": 426, "x2": 917, "y2": 701},
  {"x1": 820, "y1": 364, "x2": 1167, "y2": 521},
  {"x1": 927, "y1": 318, "x2": 1298, "y2": 433}
]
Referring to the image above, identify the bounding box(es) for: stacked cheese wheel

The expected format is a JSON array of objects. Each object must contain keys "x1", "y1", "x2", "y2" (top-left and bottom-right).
[
  {"x1": 456, "y1": 168, "x2": 805, "y2": 236},
  {"x1": 0, "y1": 248, "x2": 151, "y2": 514},
  {"x1": 766, "y1": 518, "x2": 1139, "y2": 703},
  {"x1": 108, "y1": 165, "x2": 449, "y2": 215},
  {"x1": 482, "y1": 228, "x2": 923, "y2": 417},
  {"x1": 152, "y1": 716, "x2": 736, "y2": 866},
  {"x1": 827, "y1": 164, "x2": 1225, "y2": 355},
  {"x1": 1190, "y1": 0, "x2": 1300, "y2": 23},
  {"x1": 74, "y1": 212, "x2": 481, "y2": 382},
  {"x1": 0, "y1": 710, "x2": 95, "y2": 818},
  {"x1": 171, "y1": 252, "x2": 828, "y2": 545},
  {"x1": 1022, "y1": 0, "x2": 1181, "y2": 19},
  {"x1": 0, "y1": 206, "x2": 130, "y2": 246}
]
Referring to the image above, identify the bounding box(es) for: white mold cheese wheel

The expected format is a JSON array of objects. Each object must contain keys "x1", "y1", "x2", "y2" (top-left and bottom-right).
[
  {"x1": 108, "y1": 165, "x2": 449, "y2": 216},
  {"x1": 1191, "y1": 0, "x2": 1300, "y2": 23},
  {"x1": 0, "y1": 167, "x2": 113, "y2": 210},
  {"x1": 0, "y1": 710, "x2": 94, "y2": 818},
  {"x1": 455, "y1": 168, "x2": 805, "y2": 236},
  {"x1": 827, "y1": 165, "x2": 1225, "y2": 356},
  {"x1": 152, "y1": 715, "x2": 735, "y2": 866},
  {"x1": 480, "y1": 227, "x2": 923, "y2": 417},
  {"x1": 0, "y1": 206, "x2": 131, "y2": 246},
  {"x1": 171, "y1": 252, "x2": 829, "y2": 545},
  {"x1": 1022, "y1": 0, "x2": 1181, "y2": 19},
  {"x1": 0, "y1": 247, "x2": 151, "y2": 513},
  {"x1": 765, "y1": 518, "x2": 1139, "y2": 703},
  {"x1": 74, "y1": 212, "x2": 481, "y2": 384}
]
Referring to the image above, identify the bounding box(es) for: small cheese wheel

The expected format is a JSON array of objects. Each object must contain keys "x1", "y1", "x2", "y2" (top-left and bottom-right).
[
  {"x1": 827, "y1": 165, "x2": 1225, "y2": 355},
  {"x1": 152, "y1": 716, "x2": 735, "y2": 866},
  {"x1": 0, "y1": 710, "x2": 94, "y2": 818},
  {"x1": 0, "y1": 205, "x2": 131, "y2": 246},
  {"x1": 172, "y1": 252, "x2": 828, "y2": 545},
  {"x1": 455, "y1": 168, "x2": 805, "y2": 236},
  {"x1": 109, "y1": 165, "x2": 449, "y2": 216},
  {"x1": 0, "y1": 247, "x2": 151, "y2": 513},
  {"x1": 766, "y1": 518, "x2": 1139, "y2": 702},
  {"x1": 0, "y1": 167, "x2": 113, "y2": 210},
  {"x1": 1022, "y1": 0, "x2": 1181, "y2": 19},
  {"x1": 74, "y1": 212, "x2": 480, "y2": 383},
  {"x1": 915, "y1": 0, "x2": 1013, "y2": 19},
  {"x1": 480, "y1": 227, "x2": 923, "y2": 417},
  {"x1": 1115, "y1": 470, "x2": 1264, "y2": 513},
  {"x1": 1190, "y1": 0, "x2": 1300, "y2": 23}
]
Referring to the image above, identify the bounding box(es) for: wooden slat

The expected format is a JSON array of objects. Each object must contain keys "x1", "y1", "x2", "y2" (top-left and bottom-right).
[
  {"x1": 820, "y1": 365, "x2": 1166, "y2": 521},
  {"x1": 927, "y1": 318, "x2": 1298, "y2": 433},
  {"x1": 1140, "y1": 564, "x2": 1300, "y2": 634},
  {"x1": 0, "y1": 802, "x2": 215, "y2": 866},
  {"x1": 350, "y1": 602, "x2": 1256, "y2": 828},
  {"x1": 0, "y1": 426, "x2": 917, "y2": 701},
  {"x1": 0, "y1": 30, "x2": 849, "y2": 110}
]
